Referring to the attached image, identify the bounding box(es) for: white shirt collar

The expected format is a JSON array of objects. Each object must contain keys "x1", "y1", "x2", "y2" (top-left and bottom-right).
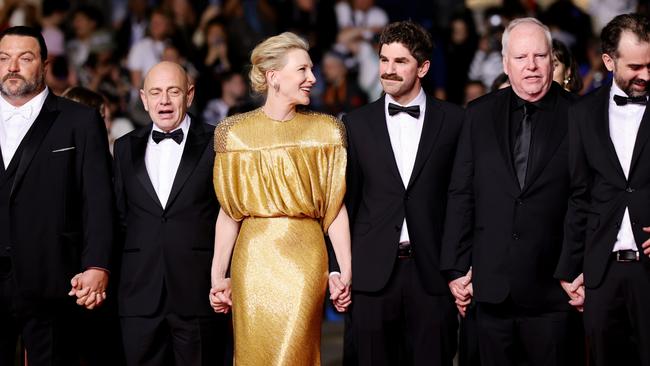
[
  {"x1": 0, "y1": 87, "x2": 49, "y2": 122},
  {"x1": 385, "y1": 87, "x2": 426, "y2": 109}
]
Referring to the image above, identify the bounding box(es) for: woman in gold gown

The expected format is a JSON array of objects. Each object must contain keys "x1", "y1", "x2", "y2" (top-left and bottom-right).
[{"x1": 209, "y1": 32, "x2": 352, "y2": 365}]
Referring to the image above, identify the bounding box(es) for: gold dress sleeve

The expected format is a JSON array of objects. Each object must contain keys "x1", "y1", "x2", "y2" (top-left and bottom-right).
[
  {"x1": 212, "y1": 109, "x2": 346, "y2": 230},
  {"x1": 211, "y1": 109, "x2": 346, "y2": 366}
]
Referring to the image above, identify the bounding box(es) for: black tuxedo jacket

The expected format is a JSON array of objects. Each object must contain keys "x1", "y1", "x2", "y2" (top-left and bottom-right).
[
  {"x1": 113, "y1": 118, "x2": 218, "y2": 317},
  {"x1": 556, "y1": 82, "x2": 650, "y2": 288},
  {"x1": 343, "y1": 94, "x2": 463, "y2": 294},
  {"x1": 0, "y1": 93, "x2": 114, "y2": 301},
  {"x1": 441, "y1": 84, "x2": 573, "y2": 311}
]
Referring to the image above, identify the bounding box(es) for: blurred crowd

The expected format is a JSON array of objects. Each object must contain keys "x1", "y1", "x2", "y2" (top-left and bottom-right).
[{"x1": 1, "y1": 0, "x2": 649, "y2": 150}]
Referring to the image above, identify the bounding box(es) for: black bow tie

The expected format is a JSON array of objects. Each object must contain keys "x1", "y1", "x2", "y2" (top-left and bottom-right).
[
  {"x1": 388, "y1": 103, "x2": 420, "y2": 118},
  {"x1": 152, "y1": 129, "x2": 184, "y2": 144},
  {"x1": 613, "y1": 94, "x2": 647, "y2": 106}
]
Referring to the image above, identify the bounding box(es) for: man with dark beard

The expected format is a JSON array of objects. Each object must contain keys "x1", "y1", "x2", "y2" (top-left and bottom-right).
[
  {"x1": 556, "y1": 13, "x2": 650, "y2": 366},
  {"x1": 0, "y1": 26, "x2": 114, "y2": 365}
]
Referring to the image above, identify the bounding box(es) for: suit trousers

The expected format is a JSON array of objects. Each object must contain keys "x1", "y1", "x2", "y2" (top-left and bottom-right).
[
  {"x1": 348, "y1": 257, "x2": 457, "y2": 366},
  {"x1": 584, "y1": 259, "x2": 650, "y2": 366},
  {"x1": 0, "y1": 260, "x2": 79, "y2": 366},
  {"x1": 120, "y1": 287, "x2": 232, "y2": 366},
  {"x1": 476, "y1": 298, "x2": 584, "y2": 366}
]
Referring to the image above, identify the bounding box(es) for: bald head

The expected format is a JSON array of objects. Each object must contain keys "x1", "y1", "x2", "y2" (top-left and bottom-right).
[{"x1": 140, "y1": 61, "x2": 194, "y2": 132}]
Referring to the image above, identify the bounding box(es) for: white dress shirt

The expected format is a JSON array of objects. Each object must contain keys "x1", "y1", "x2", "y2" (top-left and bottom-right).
[
  {"x1": 385, "y1": 88, "x2": 427, "y2": 244},
  {"x1": 0, "y1": 88, "x2": 49, "y2": 169},
  {"x1": 145, "y1": 115, "x2": 190, "y2": 208},
  {"x1": 609, "y1": 82, "x2": 644, "y2": 252}
]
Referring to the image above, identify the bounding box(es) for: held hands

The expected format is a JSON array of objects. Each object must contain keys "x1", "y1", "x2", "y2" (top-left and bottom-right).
[
  {"x1": 328, "y1": 272, "x2": 352, "y2": 312},
  {"x1": 68, "y1": 269, "x2": 109, "y2": 310},
  {"x1": 560, "y1": 273, "x2": 585, "y2": 312},
  {"x1": 210, "y1": 278, "x2": 232, "y2": 314},
  {"x1": 641, "y1": 227, "x2": 650, "y2": 258},
  {"x1": 448, "y1": 268, "x2": 473, "y2": 317}
]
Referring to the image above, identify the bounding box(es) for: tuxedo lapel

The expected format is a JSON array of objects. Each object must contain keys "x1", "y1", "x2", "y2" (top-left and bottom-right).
[
  {"x1": 628, "y1": 104, "x2": 650, "y2": 177},
  {"x1": 165, "y1": 119, "x2": 209, "y2": 210},
  {"x1": 407, "y1": 96, "x2": 443, "y2": 189},
  {"x1": 10, "y1": 94, "x2": 59, "y2": 198},
  {"x1": 130, "y1": 124, "x2": 163, "y2": 210},
  {"x1": 369, "y1": 96, "x2": 403, "y2": 187},
  {"x1": 493, "y1": 89, "x2": 520, "y2": 194},
  {"x1": 594, "y1": 86, "x2": 627, "y2": 181}
]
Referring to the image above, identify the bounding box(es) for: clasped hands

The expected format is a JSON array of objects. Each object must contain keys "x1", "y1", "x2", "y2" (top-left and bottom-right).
[
  {"x1": 448, "y1": 268, "x2": 473, "y2": 317},
  {"x1": 68, "y1": 268, "x2": 109, "y2": 309},
  {"x1": 328, "y1": 272, "x2": 352, "y2": 312},
  {"x1": 208, "y1": 272, "x2": 352, "y2": 314}
]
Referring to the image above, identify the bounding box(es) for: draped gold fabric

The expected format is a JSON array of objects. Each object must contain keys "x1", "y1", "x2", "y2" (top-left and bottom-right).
[{"x1": 213, "y1": 108, "x2": 347, "y2": 365}]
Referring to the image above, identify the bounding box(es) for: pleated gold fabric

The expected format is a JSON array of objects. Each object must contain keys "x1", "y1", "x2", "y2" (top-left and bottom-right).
[{"x1": 213, "y1": 108, "x2": 347, "y2": 365}]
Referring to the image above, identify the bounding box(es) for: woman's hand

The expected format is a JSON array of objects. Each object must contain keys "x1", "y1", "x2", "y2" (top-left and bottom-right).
[{"x1": 209, "y1": 278, "x2": 233, "y2": 313}]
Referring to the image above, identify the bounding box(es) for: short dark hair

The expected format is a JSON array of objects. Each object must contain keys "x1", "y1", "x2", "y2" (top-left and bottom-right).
[
  {"x1": 552, "y1": 39, "x2": 583, "y2": 93},
  {"x1": 379, "y1": 21, "x2": 433, "y2": 65},
  {"x1": 0, "y1": 26, "x2": 48, "y2": 61},
  {"x1": 601, "y1": 13, "x2": 650, "y2": 57}
]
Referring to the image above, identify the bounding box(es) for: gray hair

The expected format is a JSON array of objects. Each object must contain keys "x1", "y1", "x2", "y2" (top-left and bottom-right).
[{"x1": 501, "y1": 17, "x2": 552, "y2": 57}]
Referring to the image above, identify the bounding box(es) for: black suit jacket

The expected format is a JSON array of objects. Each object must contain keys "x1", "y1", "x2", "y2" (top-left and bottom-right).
[
  {"x1": 343, "y1": 94, "x2": 463, "y2": 294},
  {"x1": 113, "y1": 118, "x2": 218, "y2": 317},
  {"x1": 556, "y1": 82, "x2": 650, "y2": 288},
  {"x1": 0, "y1": 93, "x2": 114, "y2": 301},
  {"x1": 441, "y1": 84, "x2": 573, "y2": 311}
]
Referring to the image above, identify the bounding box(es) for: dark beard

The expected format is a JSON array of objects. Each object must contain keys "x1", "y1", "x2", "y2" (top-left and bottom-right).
[
  {"x1": 617, "y1": 75, "x2": 648, "y2": 97},
  {"x1": 0, "y1": 70, "x2": 44, "y2": 98}
]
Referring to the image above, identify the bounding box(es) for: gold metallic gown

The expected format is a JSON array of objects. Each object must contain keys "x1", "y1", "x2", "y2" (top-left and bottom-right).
[{"x1": 213, "y1": 108, "x2": 346, "y2": 365}]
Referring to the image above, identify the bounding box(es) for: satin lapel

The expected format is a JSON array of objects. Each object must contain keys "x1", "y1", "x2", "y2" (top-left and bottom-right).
[
  {"x1": 493, "y1": 89, "x2": 520, "y2": 193},
  {"x1": 594, "y1": 86, "x2": 626, "y2": 180},
  {"x1": 165, "y1": 120, "x2": 208, "y2": 210},
  {"x1": 131, "y1": 124, "x2": 163, "y2": 210},
  {"x1": 10, "y1": 95, "x2": 59, "y2": 198},
  {"x1": 522, "y1": 89, "x2": 566, "y2": 193},
  {"x1": 629, "y1": 104, "x2": 650, "y2": 177},
  {"x1": 407, "y1": 96, "x2": 443, "y2": 189},
  {"x1": 369, "y1": 96, "x2": 403, "y2": 187}
]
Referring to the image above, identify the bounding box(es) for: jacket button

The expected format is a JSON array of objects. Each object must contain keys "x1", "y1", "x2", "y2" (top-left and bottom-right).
[
  {"x1": 512, "y1": 233, "x2": 520, "y2": 240},
  {"x1": 626, "y1": 187, "x2": 635, "y2": 193},
  {"x1": 161, "y1": 217, "x2": 167, "y2": 223},
  {"x1": 516, "y1": 199, "x2": 523, "y2": 205}
]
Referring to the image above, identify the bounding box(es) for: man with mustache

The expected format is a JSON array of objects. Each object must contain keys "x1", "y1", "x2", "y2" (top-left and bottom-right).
[
  {"x1": 0, "y1": 26, "x2": 114, "y2": 364},
  {"x1": 441, "y1": 18, "x2": 583, "y2": 366},
  {"x1": 556, "y1": 13, "x2": 650, "y2": 366},
  {"x1": 330, "y1": 20, "x2": 463, "y2": 365}
]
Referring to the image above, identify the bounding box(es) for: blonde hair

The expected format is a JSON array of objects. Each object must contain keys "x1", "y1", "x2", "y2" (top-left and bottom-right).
[{"x1": 249, "y1": 32, "x2": 309, "y2": 94}]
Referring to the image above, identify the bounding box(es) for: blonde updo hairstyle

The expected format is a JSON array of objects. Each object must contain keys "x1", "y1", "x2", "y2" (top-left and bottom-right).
[{"x1": 249, "y1": 32, "x2": 309, "y2": 95}]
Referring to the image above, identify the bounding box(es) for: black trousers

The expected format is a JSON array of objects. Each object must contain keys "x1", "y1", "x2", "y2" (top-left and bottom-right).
[
  {"x1": 476, "y1": 298, "x2": 584, "y2": 366},
  {"x1": 0, "y1": 257, "x2": 79, "y2": 366},
  {"x1": 584, "y1": 259, "x2": 650, "y2": 366},
  {"x1": 346, "y1": 257, "x2": 458, "y2": 366},
  {"x1": 121, "y1": 310, "x2": 232, "y2": 366}
]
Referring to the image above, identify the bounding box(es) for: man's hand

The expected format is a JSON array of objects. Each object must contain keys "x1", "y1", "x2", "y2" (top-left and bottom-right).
[
  {"x1": 560, "y1": 273, "x2": 584, "y2": 312},
  {"x1": 329, "y1": 272, "x2": 352, "y2": 312},
  {"x1": 209, "y1": 278, "x2": 232, "y2": 314},
  {"x1": 68, "y1": 269, "x2": 109, "y2": 309},
  {"x1": 448, "y1": 268, "x2": 473, "y2": 317},
  {"x1": 642, "y1": 227, "x2": 650, "y2": 257}
]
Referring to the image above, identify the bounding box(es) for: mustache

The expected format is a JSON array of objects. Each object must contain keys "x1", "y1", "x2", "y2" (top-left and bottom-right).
[
  {"x1": 2, "y1": 73, "x2": 25, "y2": 82},
  {"x1": 381, "y1": 73, "x2": 403, "y2": 81},
  {"x1": 632, "y1": 78, "x2": 648, "y2": 87}
]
